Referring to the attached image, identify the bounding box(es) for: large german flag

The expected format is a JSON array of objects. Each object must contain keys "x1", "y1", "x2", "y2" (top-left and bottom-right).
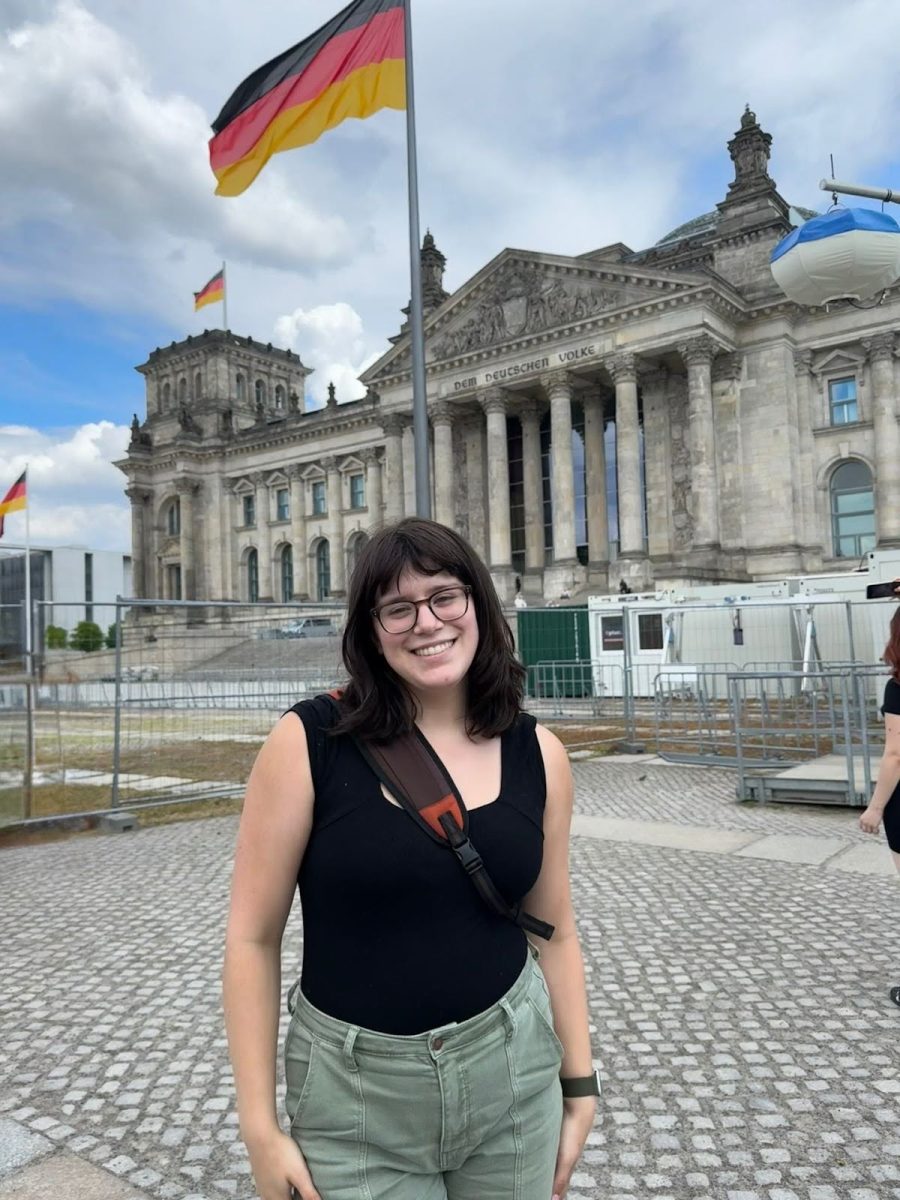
[
  {"x1": 0, "y1": 470, "x2": 26, "y2": 539},
  {"x1": 209, "y1": 0, "x2": 406, "y2": 197}
]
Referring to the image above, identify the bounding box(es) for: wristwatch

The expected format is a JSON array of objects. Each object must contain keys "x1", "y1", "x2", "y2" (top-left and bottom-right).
[{"x1": 560, "y1": 1069, "x2": 601, "y2": 1098}]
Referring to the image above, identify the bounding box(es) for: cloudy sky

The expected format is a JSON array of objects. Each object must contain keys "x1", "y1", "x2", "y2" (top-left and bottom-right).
[{"x1": 1, "y1": 0, "x2": 899, "y2": 551}]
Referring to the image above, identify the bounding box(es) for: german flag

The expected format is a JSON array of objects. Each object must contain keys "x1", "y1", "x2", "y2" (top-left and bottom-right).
[
  {"x1": 209, "y1": 0, "x2": 406, "y2": 197},
  {"x1": 194, "y1": 268, "x2": 225, "y2": 312},
  {"x1": 0, "y1": 470, "x2": 26, "y2": 538}
]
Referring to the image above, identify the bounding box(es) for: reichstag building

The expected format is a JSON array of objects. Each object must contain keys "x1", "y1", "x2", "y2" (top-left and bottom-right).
[{"x1": 118, "y1": 108, "x2": 900, "y2": 604}]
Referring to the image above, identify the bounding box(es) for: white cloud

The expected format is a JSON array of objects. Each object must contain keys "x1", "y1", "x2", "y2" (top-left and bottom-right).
[
  {"x1": 274, "y1": 302, "x2": 379, "y2": 407},
  {"x1": 0, "y1": 420, "x2": 130, "y2": 550}
]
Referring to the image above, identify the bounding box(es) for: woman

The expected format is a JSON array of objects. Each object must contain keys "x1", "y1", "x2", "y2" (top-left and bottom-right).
[
  {"x1": 859, "y1": 602, "x2": 900, "y2": 1008},
  {"x1": 223, "y1": 518, "x2": 597, "y2": 1200}
]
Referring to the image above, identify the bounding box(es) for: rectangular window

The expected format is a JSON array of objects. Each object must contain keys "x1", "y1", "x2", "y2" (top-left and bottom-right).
[
  {"x1": 276, "y1": 487, "x2": 290, "y2": 521},
  {"x1": 242, "y1": 494, "x2": 256, "y2": 527},
  {"x1": 312, "y1": 480, "x2": 326, "y2": 515},
  {"x1": 637, "y1": 612, "x2": 664, "y2": 651},
  {"x1": 600, "y1": 615, "x2": 624, "y2": 652},
  {"x1": 349, "y1": 474, "x2": 365, "y2": 509},
  {"x1": 167, "y1": 564, "x2": 182, "y2": 601},
  {"x1": 829, "y1": 377, "x2": 858, "y2": 425}
]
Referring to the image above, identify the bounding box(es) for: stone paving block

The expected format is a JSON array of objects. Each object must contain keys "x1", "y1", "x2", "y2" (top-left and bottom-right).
[
  {"x1": 0, "y1": 1152, "x2": 152, "y2": 1198},
  {"x1": 733, "y1": 834, "x2": 848, "y2": 865},
  {"x1": 0, "y1": 1121, "x2": 53, "y2": 1181}
]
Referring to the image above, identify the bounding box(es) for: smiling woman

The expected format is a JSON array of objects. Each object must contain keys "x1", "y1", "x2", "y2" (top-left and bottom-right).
[{"x1": 223, "y1": 517, "x2": 598, "y2": 1200}]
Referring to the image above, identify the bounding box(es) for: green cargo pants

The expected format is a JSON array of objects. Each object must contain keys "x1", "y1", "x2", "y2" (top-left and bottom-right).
[{"x1": 284, "y1": 951, "x2": 564, "y2": 1199}]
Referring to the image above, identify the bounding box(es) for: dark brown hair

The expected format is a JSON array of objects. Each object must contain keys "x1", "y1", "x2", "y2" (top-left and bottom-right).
[
  {"x1": 884, "y1": 607, "x2": 900, "y2": 680},
  {"x1": 334, "y1": 518, "x2": 525, "y2": 741}
]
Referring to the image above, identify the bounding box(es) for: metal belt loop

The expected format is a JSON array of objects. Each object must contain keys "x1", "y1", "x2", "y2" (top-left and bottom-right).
[
  {"x1": 499, "y1": 995, "x2": 517, "y2": 1044},
  {"x1": 342, "y1": 1026, "x2": 360, "y2": 1073}
]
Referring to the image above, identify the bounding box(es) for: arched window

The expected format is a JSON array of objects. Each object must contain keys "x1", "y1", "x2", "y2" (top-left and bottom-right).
[
  {"x1": 316, "y1": 539, "x2": 331, "y2": 601},
  {"x1": 166, "y1": 498, "x2": 181, "y2": 537},
  {"x1": 179, "y1": 377, "x2": 188, "y2": 403},
  {"x1": 831, "y1": 460, "x2": 876, "y2": 558},
  {"x1": 255, "y1": 379, "x2": 267, "y2": 406},
  {"x1": 274, "y1": 385, "x2": 285, "y2": 410},
  {"x1": 236, "y1": 374, "x2": 246, "y2": 403},
  {"x1": 247, "y1": 548, "x2": 259, "y2": 603},
  {"x1": 162, "y1": 382, "x2": 172, "y2": 411},
  {"x1": 194, "y1": 372, "x2": 202, "y2": 399},
  {"x1": 347, "y1": 532, "x2": 368, "y2": 579},
  {"x1": 280, "y1": 545, "x2": 294, "y2": 602}
]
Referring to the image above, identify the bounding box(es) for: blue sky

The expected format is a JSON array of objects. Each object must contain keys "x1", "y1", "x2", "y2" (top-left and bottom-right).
[{"x1": 1, "y1": 0, "x2": 900, "y2": 550}]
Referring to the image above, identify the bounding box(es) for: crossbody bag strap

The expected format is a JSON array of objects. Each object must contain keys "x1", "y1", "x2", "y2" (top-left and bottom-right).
[{"x1": 327, "y1": 696, "x2": 553, "y2": 941}]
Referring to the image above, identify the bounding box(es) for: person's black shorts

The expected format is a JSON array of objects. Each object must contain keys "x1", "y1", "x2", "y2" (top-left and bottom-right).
[{"x1": 884, "y1": 794, "x2": 900, "y2": 853}]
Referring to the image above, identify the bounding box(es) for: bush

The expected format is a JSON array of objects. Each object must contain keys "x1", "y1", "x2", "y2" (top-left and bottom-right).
[
  {"x1": 45, "y1": 625, "x2": 67, "y2": 649},
  {"x1": 105, "y1": 622, "x2": 118, "y2": 650},
  {"x1": 70, "y1": 620, "x2": 104, "y2": 652}
]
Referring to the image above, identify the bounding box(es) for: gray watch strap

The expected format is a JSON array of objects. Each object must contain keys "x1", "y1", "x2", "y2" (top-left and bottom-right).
[{"x1": 559, "y1": 1069, "x2": 601, "y2": 1098}]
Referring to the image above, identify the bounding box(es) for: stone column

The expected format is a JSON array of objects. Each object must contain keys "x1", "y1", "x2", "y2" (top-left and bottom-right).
[
  {"x1": 610, "y1": 352, "x2": 643, "y2": 558},
  {"x1": 463, "y1": 415, "x2": 487, "y2": 558},
  {"x1": 323, "y1": 456, "x2": 346, "y2": 596},
  {"x1": 864, "y1": 333, "x2": 900, "y2": 545},
  {"x1": 125, "y1": 487, "x2": 149, "y2": 599},
  {"x1": 541, "y1": 371, "x2": 577, "y2": 564},
  {"x1": 431, "y1": 402, "x2": 455, "y2": 527},
  {"x1": 678, "y1": 335, "x2": 720, "y2": 550},
  {"x1": 175, "y1": 478, "x2": 198, "y2": 601},
  {"x1": 518, "y1": 399, "x2": 545, "y2": 578},
  {"x1": 791, "y1": 351, "x2": 820, "y2": 562},
  {"x1": 251, "y1": 472, "x2": 273, "y2": 601},
  {"x1": 401, "y1": 421, "x2": 416, "y2": 516},
  {"x1": 582, "y1": 388, "x2": 609, "y2": 573},
  {"x1": 381, "y1": 414, "x2": 405, "y2": 523},
  {"x1": 362, "y1": 447, "x2": 383, "y2": 531},
  {"x1": 288, "y1": 465, "x2": 308, "y2": 599},
  {"x1": 639, "y1": 368, "x2": 671, "y2": 562},
  {"x1": 478, "y1": 389, "x2": 513, "y2": 599}
]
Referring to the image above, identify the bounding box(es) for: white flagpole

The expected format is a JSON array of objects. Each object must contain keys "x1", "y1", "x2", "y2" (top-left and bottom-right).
[
  {"x1": 23, "y1": 465, "x2": 32, "y2": 677},
  {"x1": 403, "y1": 0, "x2": 431, "y2": 518},
  {"x1": 221, "y1": 260, "x2": 229, "y2": 331}
]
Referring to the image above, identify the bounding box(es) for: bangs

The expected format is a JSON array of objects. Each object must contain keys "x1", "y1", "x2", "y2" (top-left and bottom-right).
[{"x1": 364, "y1": 525, "x2": 474, "y2": 604}]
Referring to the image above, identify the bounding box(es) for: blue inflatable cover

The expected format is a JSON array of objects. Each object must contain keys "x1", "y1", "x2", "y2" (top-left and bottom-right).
[{"x1": 771, "y1": 207, "x2": 900, "y2": 263}]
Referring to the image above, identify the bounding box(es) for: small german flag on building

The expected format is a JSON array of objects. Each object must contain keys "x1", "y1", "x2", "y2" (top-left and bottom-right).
[
  {"x1": 194, "y1": 268, "x2": 225, "y2": 312},
  {"x1": 209, "y1": 0, "x2": 406, "y2": 197},
  {"x1": 0, "y1": 470, "x2": 26, "y2": 538}
]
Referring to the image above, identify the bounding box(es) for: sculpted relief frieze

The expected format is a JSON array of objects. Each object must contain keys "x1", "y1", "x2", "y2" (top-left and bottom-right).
[{"x1": 432, "y1": 262, "x2": 625, "y2": 360}]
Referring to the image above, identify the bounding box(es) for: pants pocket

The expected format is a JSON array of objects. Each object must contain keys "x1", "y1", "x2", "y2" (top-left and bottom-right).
[{"x1": 284, "y1": 1021, "x2": 319, "y2": 1133}]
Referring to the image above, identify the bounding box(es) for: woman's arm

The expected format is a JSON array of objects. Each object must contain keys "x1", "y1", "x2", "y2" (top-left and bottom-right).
[
  {"x1": 861, "y1": 710, "x2": 900, "y2": 831},
  {"x1": 223, "y1": 714, "x2": 315, "y2": 1145},
  {"x1": 522, "y1": 725, "x2": 595, "y2": 1199}
]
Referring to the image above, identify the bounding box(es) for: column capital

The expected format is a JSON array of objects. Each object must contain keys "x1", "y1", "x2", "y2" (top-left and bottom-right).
[
  {"x1": 360, "y1": 446, "x2": 381, "y2": 465},
  {"x1": 608, "y1": 352, "x2": 637, "y2": 385},
  {"x1": 125, "y1": 486, "x2": 150, "y2": 505},
  {"x1": 540, "y1": 369, "x2": 574, "y2": 398},
  {"x1": 381, "y1": 412, "x2": 405, "y2": 437},
  {"x1": 517, "y1": 397, "x2": 544, "y2": 422},
  {"x1": 249, "y1": 471, "x2": 266, "y2": 488},
  {"x1": 636, "y1": 365, "x2": 668, "y2": 392},
  {"x1": 863, "y1": 332, "x2": 896, "y2": 363},
  {"x1": 478, "y1": 386, "x2": 508, "y2": 416},
  {"x1": 320, "y1": 455, "x2": 338, "y2": 473},
  {"x1": 287, "y1": 463, "x2": 305, "y2": 481},
  {"x1": 174, "y1": 477, "x2": 200, "y2": 496},
  {"x1": 792, "y1": 348, "x2": 813, "y2": 376},
  {"x1": 430, "y1": 400, "x2": 455, "y2": 425},
  {"x1": 678, "y1": 335, "x2": 720, "y2": 367},
  {"x1": 712, "y1": 352, "x2": 742, "y2": 385}
]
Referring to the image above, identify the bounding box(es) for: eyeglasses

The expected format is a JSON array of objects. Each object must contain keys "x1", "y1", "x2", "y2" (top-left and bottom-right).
[{"x1": 372, "y1": 585, "x2": 472, "y2": 634}]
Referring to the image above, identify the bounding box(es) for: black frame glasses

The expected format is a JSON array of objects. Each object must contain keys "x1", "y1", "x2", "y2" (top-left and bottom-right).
[{"x1": 372, "y1": 585, "x2": 472, "y2": 634}]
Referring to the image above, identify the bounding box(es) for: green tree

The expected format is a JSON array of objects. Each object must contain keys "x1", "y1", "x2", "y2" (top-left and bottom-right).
[
  {"x1": 105, "y1": 622, "x2": 118, "y2": 650},
  {"x1": 70, "y1": 620, "x2": 104, "y2": 652},
  {"x1": 45, "y1": 625, "x2": 67, "y2": 649}
]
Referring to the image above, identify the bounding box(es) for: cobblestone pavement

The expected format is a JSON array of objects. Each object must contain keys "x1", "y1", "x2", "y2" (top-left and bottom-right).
[{"x1": 1, "y1": 759, "x2": 898, "y2": 1200}]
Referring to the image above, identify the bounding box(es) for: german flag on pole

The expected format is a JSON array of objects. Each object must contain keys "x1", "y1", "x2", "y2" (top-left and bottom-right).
[
  {"x1": 209, "y1": 0, "x2": 406, "y2": 197},
  {"x1": 0, "y1": 470, "x2": 26, "y2": 538},
  {"x1": 194, "y1": 268, "x2": 225, "y2": 311}
]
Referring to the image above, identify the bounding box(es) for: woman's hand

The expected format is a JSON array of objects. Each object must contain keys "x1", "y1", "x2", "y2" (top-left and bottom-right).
[
  {"x1": 244, "y1": 1125, "x2": 321, "y2": 1200},
  {"x1": 551, "y1": 1095, "x2": 597, "y2": 1199},
  {"x1": 859, "y1": 803, "x2": 884, "y2": 835}
]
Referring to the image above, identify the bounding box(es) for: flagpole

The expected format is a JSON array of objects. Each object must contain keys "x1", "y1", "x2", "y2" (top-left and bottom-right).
[
  {"x1": 23, "y1": 465, "x2": 32, "y2": 677},
  {"x1": 23, "y1": 464, "x2": 34, "y2": 814},
  {"x1": 222, "y1": 261, "x2": 229, "y2": 331},
  {"x1": 403, "y1": 0, "x2": 431, "y2": 519}
]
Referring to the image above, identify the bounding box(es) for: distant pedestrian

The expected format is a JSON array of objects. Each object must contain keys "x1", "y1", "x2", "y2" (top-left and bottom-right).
[
  {"x1": 859, "y1": 596, "x2": 900, "y2": 1008},
  {"x1": 222, "y1": 518, "x2": 598, "y2": 1199}
]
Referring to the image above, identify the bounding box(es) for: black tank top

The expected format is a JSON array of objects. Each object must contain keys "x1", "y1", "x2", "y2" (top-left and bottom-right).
[{"x1": 289, "y1": 695, "x2": 547, "y2": 1035}]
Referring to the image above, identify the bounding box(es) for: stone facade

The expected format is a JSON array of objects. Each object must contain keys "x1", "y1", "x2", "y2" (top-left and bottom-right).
[{"x1": 118, "y1": 109, "x2": 900, "y2": 604}]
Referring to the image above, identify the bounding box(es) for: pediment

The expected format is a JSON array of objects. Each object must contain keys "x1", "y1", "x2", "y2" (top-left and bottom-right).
[
  {"x1": 266, "y1": 470, "x2": 289, "y2": 487},
  {"x1": 363, "y1": 248, "x2": 704, "y2": 382},
  {"x1": 812, "y1": 348, "x2": 865, "y2": 377},
  {"x1": 339, "y1": 455, "x2": 364, "y2": 473}
]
